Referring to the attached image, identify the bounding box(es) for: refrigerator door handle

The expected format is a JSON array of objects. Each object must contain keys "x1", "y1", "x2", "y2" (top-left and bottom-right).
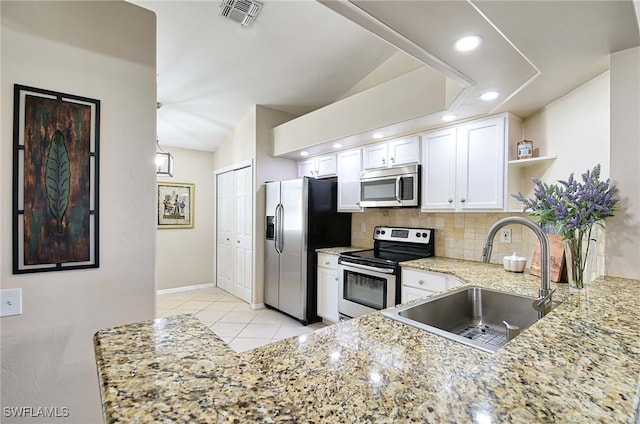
[{"x1": 275, "y1": 203, "x2": 284, "y2": 253}]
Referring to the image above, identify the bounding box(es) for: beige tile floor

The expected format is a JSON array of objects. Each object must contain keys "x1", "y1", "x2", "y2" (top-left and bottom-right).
[{"x1": 157, "y1": 286, "x2": 326, "y2": 353}]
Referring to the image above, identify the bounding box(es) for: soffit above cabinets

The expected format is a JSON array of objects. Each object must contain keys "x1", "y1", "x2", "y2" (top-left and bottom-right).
[
  {"x1": 322, "y1": 0, "x2": 640, "y2": 120},
  {"x1": 276, "y1": 0, "x2": 639, "y2": 159}
]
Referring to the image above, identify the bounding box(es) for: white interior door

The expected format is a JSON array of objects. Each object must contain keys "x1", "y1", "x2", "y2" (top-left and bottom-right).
[
  {"x1": 216, "y1": 171, "x2": 234, "y2": 294},
  {"x1": 233, "y1": 166, "x2": 252, "y2": 302}
]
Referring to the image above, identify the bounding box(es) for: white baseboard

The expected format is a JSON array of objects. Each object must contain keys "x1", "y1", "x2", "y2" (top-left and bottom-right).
[
  {"x1": 157, "y1": 282, "x2": 215, "y2": 295},
  {"x1": 251, "y1": 303, "x2": 266, "y2": 310}
]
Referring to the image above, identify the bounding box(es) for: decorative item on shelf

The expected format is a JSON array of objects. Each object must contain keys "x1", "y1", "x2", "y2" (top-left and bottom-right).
[
  {"x1": 503, "y1": 252, "x2": 526, "y2": 273},
  {"x1": 516, "y1": 139, "x2": 533, "y2": 160},
  {"x1": 155, "y1": 140, "x2": 174, "y2": 177},
  {"x1": 513, "y1": 164, "x2": 620, "y2": 291}
]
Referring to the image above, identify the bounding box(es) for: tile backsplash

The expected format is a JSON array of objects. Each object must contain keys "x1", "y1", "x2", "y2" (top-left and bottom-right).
[{"x1": 350, "y1": 209, "x2": 606, "y2": 280}]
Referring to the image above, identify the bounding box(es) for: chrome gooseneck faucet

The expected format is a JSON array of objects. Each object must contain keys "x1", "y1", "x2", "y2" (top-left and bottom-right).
[{"x1": 481, "y1": 216, "x2": 553, "y2": 299}]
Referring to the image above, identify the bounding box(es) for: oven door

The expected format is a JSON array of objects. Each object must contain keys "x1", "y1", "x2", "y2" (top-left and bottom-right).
[{"x1": 338, "y1": 262, "x2": 396, "y2": 319}]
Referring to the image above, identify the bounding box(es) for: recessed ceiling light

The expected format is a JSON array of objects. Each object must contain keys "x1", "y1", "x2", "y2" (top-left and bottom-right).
[
  {"x1": 372, "y1": 132, "x2": 385, "y2": 139},
  {"x1": 300, "y1": 151, "x2": 309, "y2": 157},
  {"x1": 332, "y1": 143, "x2": 342, "y2": 149},
  {"x1": 441, "y1": 114, "x2": 457, "y2": 122},
  {"x1": 480, "y1": 91, "x2": 499, "y2": 101},
  {"x1": 454, "y1": 35, "x2": 482, "y2": 52}
]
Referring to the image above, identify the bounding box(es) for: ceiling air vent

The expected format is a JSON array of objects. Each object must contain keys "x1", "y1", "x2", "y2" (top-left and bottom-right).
[{"x1": 219, "y1": 0, "x2": 263, "y2": 28}]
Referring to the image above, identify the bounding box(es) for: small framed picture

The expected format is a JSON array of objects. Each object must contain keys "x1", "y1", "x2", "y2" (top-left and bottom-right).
[{"x1": 157, "y1": 182, "x2": 194, "y2": 229}]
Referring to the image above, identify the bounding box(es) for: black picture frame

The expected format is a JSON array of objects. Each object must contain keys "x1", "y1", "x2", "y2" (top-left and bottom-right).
[{"x1": 13, "y1": 84, "x2": 100, "y2": 274}]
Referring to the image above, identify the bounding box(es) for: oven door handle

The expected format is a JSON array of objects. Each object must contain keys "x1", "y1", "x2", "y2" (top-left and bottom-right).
[
  {"x1": 395, "y1": 176, "x2": 402, "y2": 203},
  {"x1": 341, "y1": 262, "x2": 395, "y2": 274}
]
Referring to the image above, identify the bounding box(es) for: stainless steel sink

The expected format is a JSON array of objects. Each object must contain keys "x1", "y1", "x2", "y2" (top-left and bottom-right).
[{"x1": 383, "y1": 286, "x2": 553, "y2": 353}]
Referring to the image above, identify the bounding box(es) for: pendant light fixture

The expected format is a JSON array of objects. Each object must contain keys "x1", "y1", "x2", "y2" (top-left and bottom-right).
[
  {"x1": 155, "y1": 101, "x2": 173, "y2": 177},
  {"x1": 155, "y1": 140, "x2": 173, "y2": 177}
]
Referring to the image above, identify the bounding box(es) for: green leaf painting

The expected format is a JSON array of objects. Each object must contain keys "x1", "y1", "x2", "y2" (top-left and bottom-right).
[{"x1": 45, "y1": 130, "x2": 71, "y2": 234}]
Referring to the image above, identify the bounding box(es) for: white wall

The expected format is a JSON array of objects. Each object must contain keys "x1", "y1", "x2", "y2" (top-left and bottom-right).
[
  {"x1": 522, "y1": 72, "x2": 610, "y2": 184},
  {"x1": 522, "y1": 72, "x2": 610, "y2": 278},
  {"x1": 156, "y1": 146, "x2": 215, "y2": 290},
  {"x1": 606, "y1": 46, "x2": 640, "y2": 279},
  {"x1": 212, "y1": 105, "x2": 297, "y2": 306},
  {"x1": 1, "y1": 2, "x2": 156, "y2": 423}
]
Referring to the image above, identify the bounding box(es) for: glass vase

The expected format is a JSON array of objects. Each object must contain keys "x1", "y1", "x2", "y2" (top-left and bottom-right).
[{"x1": 564, "y1": 230, "x2": 596, "y2": 291}]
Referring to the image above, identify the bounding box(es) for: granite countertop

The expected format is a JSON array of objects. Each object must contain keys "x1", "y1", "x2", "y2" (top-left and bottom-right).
[
  {"x1": 316, "y1": 246, "x2": 367, "y2": 255},
  {"x1": 94, "y1": 258, "x2": 640, "y2": 423}
]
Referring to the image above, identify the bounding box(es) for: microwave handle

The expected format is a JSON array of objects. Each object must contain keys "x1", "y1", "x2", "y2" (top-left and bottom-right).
[{"x1": 395, "y1": 176, "x2": 402, "y2": 203}]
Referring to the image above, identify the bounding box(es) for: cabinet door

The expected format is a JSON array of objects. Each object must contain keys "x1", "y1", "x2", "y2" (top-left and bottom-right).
[
  {"x1": 456, "y1": 116, "x2": 505, "y2": 210},
  {"x1": 337, "y1": 149, "x2": 363, "y2": 212},
  {"x1": 362, "y1": 142, "x2": 388, "y2": 169},
  {"x1": 421, "y1": 128, "x2": 457, "y2": 211},
  {"x1": 388, "y1": 136, "x2": 419, "y2": 166},
  {"x1": 298, "y1": 159, "x2": 316, "y2": 178},
  {"x1": 401, "y1": 286, "x2": 436, "y2": 303},
  {"x1": 317, "y1": 267, "x2": 339, "y2": 323},
  {"x1": 216, "y1": 171, "x2": 234, "y2": 294},
  {"x1": 315, "y1": 155, "x2": 337, "y2": 178}
]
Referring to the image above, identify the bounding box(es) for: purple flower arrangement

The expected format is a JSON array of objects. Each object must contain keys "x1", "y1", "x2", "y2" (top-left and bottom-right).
[
  {"x1": 513, "y1": 164, "x2": 620, "y2": 239},
  {"x1": 513, "y1": 164, "x2": 620, "y2": 287}
]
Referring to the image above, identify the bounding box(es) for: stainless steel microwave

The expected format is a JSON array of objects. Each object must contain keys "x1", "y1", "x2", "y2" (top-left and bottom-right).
[{"x1": 359, "y1": 164, "x2": 420, "y2": 208}]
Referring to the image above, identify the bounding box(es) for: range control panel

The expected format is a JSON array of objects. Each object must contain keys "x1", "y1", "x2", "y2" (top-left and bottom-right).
[{"x1": 373, "y1": 226, "x2": 433, "y2": 244}]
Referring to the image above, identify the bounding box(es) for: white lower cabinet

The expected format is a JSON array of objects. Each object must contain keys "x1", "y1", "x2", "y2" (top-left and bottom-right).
[
  {"x1": 317, "y1": 253, "x2": 340, "y2": 323},
  {"x1": 401, "y1": 268, "x2": 463, "y2": 303}
]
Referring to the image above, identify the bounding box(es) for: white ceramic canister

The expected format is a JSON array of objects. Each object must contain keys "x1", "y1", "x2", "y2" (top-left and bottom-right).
[{"x1": 503, "y1": 252, "x2": 527, "y2": 273}]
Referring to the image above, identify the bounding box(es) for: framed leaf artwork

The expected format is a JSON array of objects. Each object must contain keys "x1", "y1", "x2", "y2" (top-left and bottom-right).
[
  {"x1": 157, "y1": 182, "x2": 194, "y2": 229},
  {"x1": 12, "y1": 85, "x2": 100, "y2": 273}
]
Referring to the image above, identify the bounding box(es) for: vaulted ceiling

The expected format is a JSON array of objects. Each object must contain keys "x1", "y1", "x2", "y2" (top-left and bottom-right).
[{"x1": 131, "y1": 0, "x2": 640, "y2": 153}]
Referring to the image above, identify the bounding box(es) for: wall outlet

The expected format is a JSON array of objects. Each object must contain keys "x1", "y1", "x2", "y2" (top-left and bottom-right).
[
  {"x1": 361, "y1": 222, "x2": 367, "y2": 233},
  {"x1": 500, "y1": 229, "x2": 512, "y2": 244},
  {"x1": 0, "y1": 288, "x2": 22, "y2": 317}
]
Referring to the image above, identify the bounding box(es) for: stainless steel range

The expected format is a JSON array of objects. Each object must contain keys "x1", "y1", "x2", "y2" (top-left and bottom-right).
[{"x1": 337, "y1": 226, "x2": 434, "y2": 320}]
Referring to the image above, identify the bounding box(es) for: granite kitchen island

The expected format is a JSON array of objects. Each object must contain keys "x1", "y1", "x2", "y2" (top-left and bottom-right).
[{"x1": 94, "y1": 258, "x2": 640, "y2": 423}]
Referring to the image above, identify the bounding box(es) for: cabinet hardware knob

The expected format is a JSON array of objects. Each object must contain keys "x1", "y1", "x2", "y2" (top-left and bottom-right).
[
  {"x1": 418, "y1": 280, "x2": 424, "y2": 285},
  {"x1": 237, "y1": 240, "x2": 240, "y2": 243},
  {"x1": 382, "y1": 158, "x2": 386, "y2": 164},
  {"x1": 391, "y1": 157, "x2": 395, "y2": 162},
  {"x1": 335, "y1": 277, "x2": 339, "y2": 281},
  {"x1": 325, "y1": 261, "x2": 330, "y2": 265},
  {"x1": 448, "y1": 198, "x2": 453, "y2": 203},
  {"x1": 461, "y1": 198, "x2": 466, "y2": 203},
  {"x1": 226, "y1": 238, "x2": 230, "y2": 241}
]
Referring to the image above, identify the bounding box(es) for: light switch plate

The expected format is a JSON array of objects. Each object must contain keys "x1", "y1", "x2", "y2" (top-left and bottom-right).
[{"x1": 1, "y1": 288, "x2": 22, "y2": 317}]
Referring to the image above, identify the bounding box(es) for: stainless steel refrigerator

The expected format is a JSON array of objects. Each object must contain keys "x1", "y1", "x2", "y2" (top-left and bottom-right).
[{"x1": 265, "y1": 177, "x2": 351, "y2": 324}]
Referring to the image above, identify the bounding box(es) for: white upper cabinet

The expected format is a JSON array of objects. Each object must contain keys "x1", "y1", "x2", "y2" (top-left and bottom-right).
[
  {"x1": 422, "y1": 115, "x2": 514, "y2": 212},
  {"x1": 362, "y1": 136, "x2": 420, "y2": 170},
  {"x1": 422, "y1": 128, "x2": 457, "y2": 210},
  {"x1": 389, "y1": 136, "x2": 420, "y2": 167},
  {"x1": 297, "y1": 154, "x2": 337, "y2": 178},
  {"x1": 456, "y1": 116, "x2": 506, "y2": 210},
  {"x1": 337, "y1": 148, "x2": 363, "y2": 212},
  {"x1": 362, "y1": 142, "x2": 388, "y2": 169}
]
